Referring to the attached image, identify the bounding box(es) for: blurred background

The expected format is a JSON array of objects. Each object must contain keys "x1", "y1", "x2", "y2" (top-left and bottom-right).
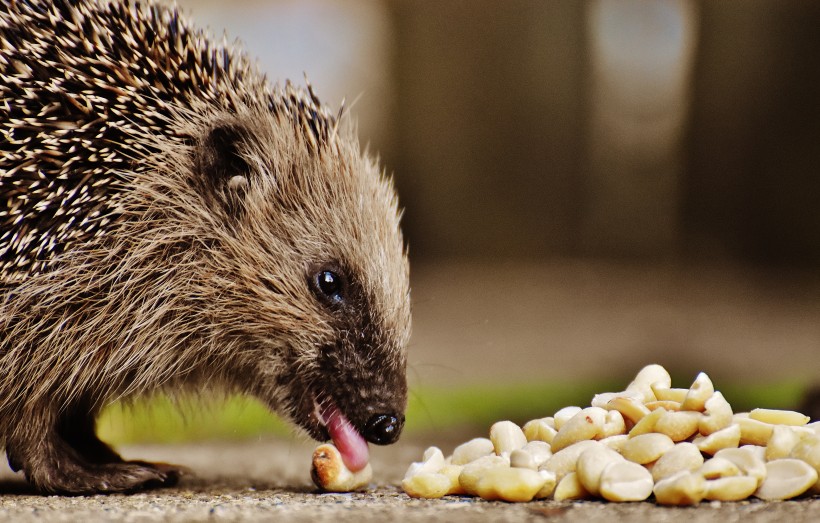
[{"x1": 103, "y1": 0, "x2": 820, "y2": 443}]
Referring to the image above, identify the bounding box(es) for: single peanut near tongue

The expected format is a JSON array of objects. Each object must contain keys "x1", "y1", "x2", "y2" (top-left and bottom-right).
[
  {"x1": 311, "y1": 443, "x2": 373, "y2": 492},
  {"x1": 401, "y1": 364, "x2": 820, "y2": 504}
]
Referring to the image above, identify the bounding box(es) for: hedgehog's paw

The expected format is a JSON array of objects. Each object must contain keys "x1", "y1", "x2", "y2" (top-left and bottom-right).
[
  {"x1": 125, "y1": 459, "x2": 190, "y2": 487},
  {"x1": 7, "y1": 434, "x2": 174, "y2": 494}
]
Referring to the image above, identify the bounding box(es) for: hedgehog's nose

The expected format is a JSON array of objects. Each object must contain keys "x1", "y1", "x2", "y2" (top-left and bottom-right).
[{"x1": 364, "y1": 413, "x2": 404, "y2": 445}]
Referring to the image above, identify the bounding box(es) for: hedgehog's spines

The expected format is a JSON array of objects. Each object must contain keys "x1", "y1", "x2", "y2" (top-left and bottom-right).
[{"x1": 0, "y1": 0, "x2": 342, "y2": 282}]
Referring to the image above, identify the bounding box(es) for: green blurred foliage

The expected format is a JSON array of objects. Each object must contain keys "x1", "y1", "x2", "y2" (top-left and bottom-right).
[{"x1": 97, "y1": 378, "x2": 810, "y2": 445}]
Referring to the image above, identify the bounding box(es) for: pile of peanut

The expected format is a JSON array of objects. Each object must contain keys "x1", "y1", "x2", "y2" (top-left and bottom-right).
[{"x1": 402, "y1": 364, "x2": 820, "y2": 504}]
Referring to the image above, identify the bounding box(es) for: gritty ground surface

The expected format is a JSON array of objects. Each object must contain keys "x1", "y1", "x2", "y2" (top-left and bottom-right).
[{"x1": 0, "y1": 438, "x2": 819, "y2": 522}]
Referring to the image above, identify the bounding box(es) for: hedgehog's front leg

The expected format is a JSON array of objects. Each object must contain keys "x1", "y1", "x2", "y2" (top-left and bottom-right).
[
  {"x1": 5, "y1": 408, "x2": 178, "y2": 494},
  {"x1": 56, "y1": 405, "x2": 187, "y2": 486}
]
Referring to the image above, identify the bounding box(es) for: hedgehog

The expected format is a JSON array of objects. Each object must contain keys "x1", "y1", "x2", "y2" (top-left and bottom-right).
[{"x1": 0, "y1": 0, "x2": 410, "y2": 494}]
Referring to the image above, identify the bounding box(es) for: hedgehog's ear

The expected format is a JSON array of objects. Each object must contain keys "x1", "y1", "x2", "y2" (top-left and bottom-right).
[{"x1": 195, "y1": 123, "x2": 252, "y2": 218}]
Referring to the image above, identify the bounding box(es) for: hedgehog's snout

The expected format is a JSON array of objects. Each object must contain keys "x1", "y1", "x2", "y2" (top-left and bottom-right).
[{"x1": 363, "y1": 412, "x2": 404, "y2": 445}]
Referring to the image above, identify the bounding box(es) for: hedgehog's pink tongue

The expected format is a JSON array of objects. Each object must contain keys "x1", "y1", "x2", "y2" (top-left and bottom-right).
[{"x1": 321, "y1": 404, "x2": 369, "y2": 472}]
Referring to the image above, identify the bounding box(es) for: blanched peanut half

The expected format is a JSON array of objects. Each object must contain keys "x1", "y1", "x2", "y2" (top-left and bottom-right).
[
  {"x1": 404, "y1": 446, "x2": 446, "y2": 480},
  {"x1": 734, "y1": 416, "x2": 774, "y2": 447},
  {"x1": 402, "y1": 472, "x2": 452, "y2": 499},
  {"x1": 628, "y1": 407, "x2": 666, "y2": 437},
  {"x1": 451, "y1": 437, "x2": 494, "y2": 465},
  {"x1": 312, "y1": 444, "x2": 373, "y2": 492},
  {"x1": 680, "y1": 372, "x2": 714, "y2": 412},
  {"x1": 755, "y1": 459, "x2": 818, "y2": 501},
  {"x1": 626, "y1": 364, "x2": 672, "y2": 403},
  {"x1": 533, "y1": 470, "x2": 558, "y2": 499},
  {"x1": 699, "y1": 391, "x2": 733, "y2": 435},
  {"x1": 473, "y1": 467, "x2": 550, "y2": 502},
  {"x1": 620, "y1": 433, "x2": 675, "y2": 464},
  {"x1": 598, "y1": 460, "x2": 654, "y2": 502},
  {"x1": 551, "y1": 407, "x2": 607, "y2": 452},
  {"x1": 714, "y1": 447, "x2": 767, "y2": 485},
  {"x1": 790, "y1": 435, "x2": 820, "y2": 467},
  {"x1": 490, "y1": 420, "x2": 528, "y2": 456},
  {"x1": 553, "y1": 471, "x2": 591, "y2": 501},
  {"x1": 693, "y1": 423, "x2": 741, "y2": 455},
  {"x1": 591, "y1": 390, "x2": 643, "y2": 409},
  {"x1": 554, "y1": 406, "x2": 583, "y2": 430},
  {"x1": 749, "y1": 408, "x2": 810, "y2": 426},
  {"x1": 651, "y1": 442, "x2": 704, "y2": 482},
  {"x1": 651, "y1": 385, "x2": 689, "y2": 403},
  {"x1": 654, "y1": 411, "x2": 701, "y2": 442},
  {"x1": 645, "y1": 400, "x2": 681, "y2": 412},
  {"x1": 439, "y1": 464, "x2": 466, "y2": 495},
  {"x1": 653, "y1": 470, "x2": 706, "y2": 506},
  {"x1": 523, "y1": 418, "x2": 557, "y2": 444},
  {"x1": 458, "y1": 455, "x2": 509, "y2": 496},
  {"x1": 766, "y1": 425, "x2": 809, "y2": 461},
  {"x1": 607, "y1": 396, "x2": 650, "y2": 425},
  {"x1": 700, "y1": 457, "x2": 741, "y2": 479},
  {"x1": 576, "y1": 445, "x2": 624, "y2": 496},
  {"x1": 510, "y1": 449, "x2": 536, "y2": 470},
  {"x1": 518, "y1": 441, "x2": 552, "y2": 468},
  {"x1": 599, "y1": 434, "x2": 629, "y2": 452},
  {"x1": 704, "y1": 476, "x2": 759, "y2": 501},
  {"x1": 789, "y1": 436, "x2": 820, "y2": 493},
  {"x1": 541, "y1": 440, "x2": 600, "y2": 481},
  {"x1": 601, "y1": 410, "x2": 626, "y2": 438}
]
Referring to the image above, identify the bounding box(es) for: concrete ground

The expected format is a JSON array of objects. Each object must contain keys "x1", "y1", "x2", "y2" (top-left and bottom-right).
[{"x1": 0, "y1": 439, "x2": 818, "y2": 522}]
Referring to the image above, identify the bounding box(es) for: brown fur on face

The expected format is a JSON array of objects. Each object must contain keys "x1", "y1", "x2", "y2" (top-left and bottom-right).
[{"x1": 0, "y1": 0, "x2": 410, "y2": 494}]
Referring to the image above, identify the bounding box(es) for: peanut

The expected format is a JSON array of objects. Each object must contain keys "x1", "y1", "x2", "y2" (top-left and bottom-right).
[
  {"x1": 653, "y1": 471, "x2": 706, "y2": 506},
  {"x1": 551, "y1": 407, "x2": 606, "y2": 452},
  {"x1": 451, "y1": 437, "x2": 494, "y2": 465},
  {"x1": 699, "y1": 391, "x2": 733, "y2": 435},
  {"x1": 599, "y1": 460, "x2": 654, "y2": 502},
  {"x1": 766, "y1": 425, "x2": 808, "y2": 461},
  {"x1": 490, "y1": 420, "x2": 527, "y2": 456},
  {"x1": 607, "y1": 396, "x2": 650, "y2": 425},
  {"x1": 620, "y1": 433, "x2": 675, "y2": 465},
  {"x1": 554, "y1": 406, "x2": 582, "y2": 430},
  {"x1": 704, "y1": 476, "x2": 759, "y2": 501},
  {"x1": 750, "y1": 408, "x2": 810, "y2": 427},
  {"x1": 510, "y1": 449, "x2": 536, "y2": 470},
  {"x1": 714, "y1": 447, "x2": 767, "y2": 485},
  {"x1": 693, "y1": 423, "x2": 741, "y2": 455},
  {"x1": 458, "y1": 455, "x2": 510, "y2": 496},
  {"x1": 553, "y1": 471, "x2": 590, "y2": 501},
  {"x1": 591, "y1": 390, "x2": 643, "y2": 409},
  {"x1": 628, "y1": 406, "x2": 666, "y2": 436},
  {"x1": 626, "y1": 364, "x2": 671, "y2": 402},
  {"x1": 700, "y1": 457, "x2": 741, "y2": 479},
  {"x1": 521, "y1": 441, "x2": 553, "y2": 468},
  {"x1": 523, "y1": 418, "x2": 557, "y2": 444},
  {"x1": 651, "y1": 386, "x2": 689, "y2": 403},
  {"x1": 311, "y1": 444, "x2": 373, "y2": 492},
  {"x1": 680, "y1": 372, "x2": 714, "y2": 412},
  {"x1": 654, "y1": 410, "x2": 700, "y2": 442},
  {"x1": 651, "y1": 442, "x2": 704, "y2": 482},
  {"x1": 541, "y1": 440, "x2": 600, "y2": 481},
  {"x1": 402, "y1": 472, "x2": 452, "y2": 499},
  {"x1": 755, "y1": 459, "x2": 818, "y2": 500},
  {"x1": 735, "y1": 416, "x2": 775, "y2": 447},
  {"x1": 576, "y1": 445, "x2": 624, "y2": 496},
  {"x1": 474, "y1": 467, "x2": 550, "y2": 502},
  {"x1": 601, "y1": 410, "x2": 626, "y2": 438}
]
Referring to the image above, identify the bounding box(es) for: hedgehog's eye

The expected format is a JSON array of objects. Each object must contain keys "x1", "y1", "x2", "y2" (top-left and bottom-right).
[{"x1": 311, "y1": 269, "x2": 345, "y2": 305}]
